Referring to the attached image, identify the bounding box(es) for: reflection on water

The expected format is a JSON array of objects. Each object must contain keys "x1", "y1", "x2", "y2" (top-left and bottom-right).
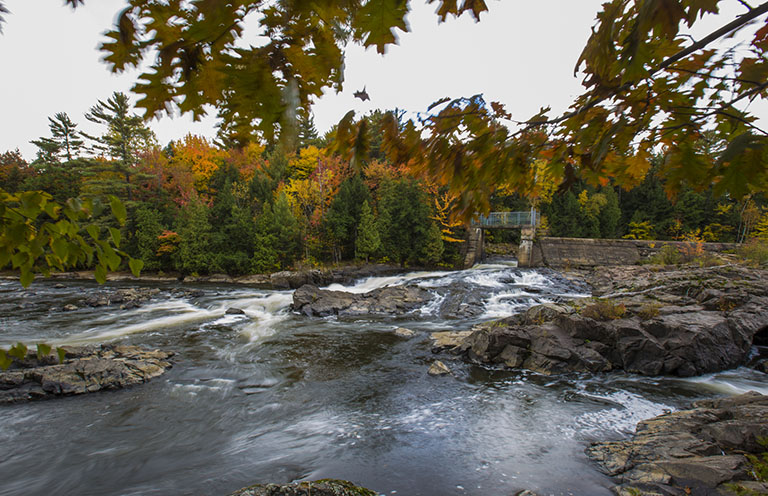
[{"x1": 0, "y1": 266, "x2": 762, "y2": 496}]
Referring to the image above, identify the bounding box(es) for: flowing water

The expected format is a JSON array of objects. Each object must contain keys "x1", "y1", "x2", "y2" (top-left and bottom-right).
[{"x1": 1, "y1": 261, "x2": 766, "y2": 496}]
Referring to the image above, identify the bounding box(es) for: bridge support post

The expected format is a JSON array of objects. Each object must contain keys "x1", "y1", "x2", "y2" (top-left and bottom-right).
[
  {"x1": 463, "y1": 227, "x2": 484, "y2": 268},
  {"x1": 518, "y1": 227, "x2": 535, "y2": 267}
]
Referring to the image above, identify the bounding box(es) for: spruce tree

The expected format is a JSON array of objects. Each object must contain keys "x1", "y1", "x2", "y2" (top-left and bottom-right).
[{"x1": 355, "y1": 200, "x2": 380, "y2": 262}]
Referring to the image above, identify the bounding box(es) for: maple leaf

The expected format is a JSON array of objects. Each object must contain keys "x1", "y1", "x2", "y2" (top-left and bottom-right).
[
  {"x1": 354, "y1": 87, "x2": 371, "y2": 101},
  {"x1": 354, "y1": 0, "x2": 409, "y2": 54}
]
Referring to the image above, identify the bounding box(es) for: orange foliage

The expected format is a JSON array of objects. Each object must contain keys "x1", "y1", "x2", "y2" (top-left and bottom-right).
[{"x1": 171, "y1": 134, "x2": 226, "y2": 194}]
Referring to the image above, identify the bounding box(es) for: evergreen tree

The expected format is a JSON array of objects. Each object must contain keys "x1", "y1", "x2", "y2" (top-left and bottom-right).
[
  {"x1": 297, "y1": 110, "x2": 321, "y2": 149},
  {"x1": 419, "y1": 221, "x2": 444, "y2": 266},
  {"x1": 176, "y1": 200, "x2": 218, "y2": 275},
  {"x1": 127, "y1": 205, "x2": 165, "y2": 271},
  {"x1": 325, "y1": 175, "x2": 371, "y2": 260},
  {"x1": 355, "y1": 200, "x2": 380, "y2": 262},
  {"x1": 377, "y1": 177, "x2": 435, "y2": 266},
  {"x1": 598, "y1": 187, "x2": 621, "y2": 238},
  {"x1": 31, "y1": 112, "x2": 84, "y2": 162},
  {"x1": 83, "y1": 92, "x2": 156, "y2": 200}
]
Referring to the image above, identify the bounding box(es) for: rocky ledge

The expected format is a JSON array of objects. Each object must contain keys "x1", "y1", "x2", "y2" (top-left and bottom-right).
[
  {"x1": 0, "y1": 344, "x2": 173, "y2": 403},
  {"x1": 229, "y1": 479, "x2": 376, "y2": 496},
  {"x1": 292, "y1": 284, "x2": 433, "y2": 317},
  {"x1": 587, "y1": 391, "x2": 768, "y2": 496},
  {"x1": 451, "y1": 264, "x2": 768, "y2": 376}
]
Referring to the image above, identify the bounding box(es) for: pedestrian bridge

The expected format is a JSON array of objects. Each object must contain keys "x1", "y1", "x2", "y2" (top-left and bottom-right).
[
  {"x1": 471, "y1": 210, "x2": 539, "y2": 229},
  {"x1": 465, "y1": 210, "x2": 539, "y2": 268}
]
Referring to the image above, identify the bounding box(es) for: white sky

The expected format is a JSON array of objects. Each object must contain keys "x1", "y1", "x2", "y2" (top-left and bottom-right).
[{"x1": 0, "y1": 0, "x2": 764, "y2": 160}]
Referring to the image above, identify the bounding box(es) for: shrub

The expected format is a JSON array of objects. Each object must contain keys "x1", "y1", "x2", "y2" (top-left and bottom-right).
[
  {"x1": 582, "y1": 300, "x2": 626, "y2": 321},
  {"x1": 636, "y1": 303, "x2": 661, "y2": 320},
  {"x1": 739, "y1": 239, "x2": 768, "y2": 266},
  {"x1": 649, "y1": 244, "x2": 681, "y2": 265}
]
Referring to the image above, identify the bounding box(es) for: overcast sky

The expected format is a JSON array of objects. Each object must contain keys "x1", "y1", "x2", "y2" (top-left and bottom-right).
[{"x1": 0, "y1": 0, "x2": 764, "y2": 160}]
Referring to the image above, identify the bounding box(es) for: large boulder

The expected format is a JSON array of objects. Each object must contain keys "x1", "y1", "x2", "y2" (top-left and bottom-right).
[
  {"x1": 0, "y1": 345, "x2": 173, "y2": 403},
  {"x1": 587, "y1": 391, "x2": 768, "y2": 495},
  {"x1": 229, "y1": 479, "x2": 377, "y2": 496},
  {"x1": 291, "y1": 284, "x2": 433, "y2": 317},
  {"x1": 457, "y1": 265, "x2": 768, "y2": 376}
]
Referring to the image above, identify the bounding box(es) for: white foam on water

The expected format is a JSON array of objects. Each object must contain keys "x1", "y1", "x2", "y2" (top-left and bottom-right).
[
  {"x1": 232, "y1": 292, "x2": 294, "y2": 342},
  {"x1": 61, "y1": 299, "x2": 220, "y2": 343},
  {"x1": 482, "y1": 291, "x2": 548, "y2": 319},
  {"x1": 680, "y1": 368, "x2": 768, "y2": 395},
  {"x1": 325, "y1": 270, "x2": 451, "y2": 293},
  {"x1": 419, "y1": 292, "x2": 446, "y2": 316},
  {"x1": 566, "y1": 390, "x2": 675, "y2": 438}
]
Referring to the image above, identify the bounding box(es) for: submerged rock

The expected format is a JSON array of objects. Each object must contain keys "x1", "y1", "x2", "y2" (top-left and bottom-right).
[
  {"x1": 225, "y1": 307, "x2": 246, "y2": 315},
  {"x1": 291, "y1": 284, "x2": 433, "y2": 317},
  {"x1": 394, "y1": 327, "x2": 416, "y2": 338},
  {"x1": 587, "y1": 391, "x2": 768, "y2": 496},
  {"x1": 229, "y1": 479, "x2": 377, "y2": 496},
  {"x1": 83, "y1": 287, "x2": 161, "y2": 308},
  {"x1": 0, "y1": 345, "x2": 173, "y2": 403}
]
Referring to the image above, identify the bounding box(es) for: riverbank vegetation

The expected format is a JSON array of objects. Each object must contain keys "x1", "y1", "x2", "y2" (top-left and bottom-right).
[{"x1": 3, "y1": 93, "x2": 768, "y2": 277}]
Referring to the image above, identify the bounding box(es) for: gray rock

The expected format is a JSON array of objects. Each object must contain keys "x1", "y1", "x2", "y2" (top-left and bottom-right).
[
  {"x1": 229, "y1": 479, "x2": 376, "y2": 496},
  {"x1": 292, "y1": 284, "x2": 433, "y2": 317},
  {"x1": 62, "y1": 304, "x2": 78, "y2": 311},
  {"x1": 457, "y1": 265, "x2": 768, "y2": 377},
  {"x1": 394, "y1": 327, "x2": 416, "y2": 338},
  {"x1": 587, "y1": 391, "x2": 768, "y2": 496},
  {"x1": 0, "y1": 345, "x2": 173, "y2": 403},
  {"x1": 428, "y1": 360, "x2": 451, "y2": 376},
  {"x1": 226, "y1": 307, "x2": 246, "y2": 315}
]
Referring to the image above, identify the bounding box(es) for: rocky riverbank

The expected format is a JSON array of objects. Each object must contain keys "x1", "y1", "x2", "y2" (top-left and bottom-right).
[
  {"x1": 229, "y1": 479, "x2": 376, "y2": 496},
  {"x1": 0, "y1": 344, "x2": 173, "y2": 403},
  {"x1": 2, "y1": 264, "x2": 404, "y2": 290},
  {"x1": 587, "y1": 391, "x2": 768, "y2": 495},
  {"x1": 447, "y1": 264, "x2": 768, "y2": 376}
]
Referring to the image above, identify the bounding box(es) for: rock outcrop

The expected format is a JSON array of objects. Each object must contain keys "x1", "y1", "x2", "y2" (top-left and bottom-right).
[
  {"x1": 454, "y1": 265, "x2": 768, "y2": 376},
  {"x1": 587, "y1": 391, "x2": 768, "y2": 496},
  {"x1": 292, "y1": 284, "x2": 433, "y2": 317},
  {"x1": 229, "y1": 479, "x2": 377, "y2": 496},
  {"x1": 0, "y1": 345, "x2": 173, "y2": 403},
  {"x1": 83, "y1": 287, "x2": 161, "y2": 309}
]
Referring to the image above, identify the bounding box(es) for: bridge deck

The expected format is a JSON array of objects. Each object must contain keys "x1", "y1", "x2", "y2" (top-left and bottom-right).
[{"x1": 471, "y1": 211, "x2": 538, "y2": 229}]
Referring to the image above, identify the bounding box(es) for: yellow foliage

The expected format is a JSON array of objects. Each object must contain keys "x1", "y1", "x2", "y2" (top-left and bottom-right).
[
  {"x1": 623, "y1": 221, "x2": 654, "y2": 240},
  {"x1": 431, "y1": 190, "x2": 465, "y2": 243},
  {"x1": 171, "y1": 134, "x2": 226, "y2": 193},
  {"x1": 288, "y1": 145, "x2": 322, "y2": 180}
]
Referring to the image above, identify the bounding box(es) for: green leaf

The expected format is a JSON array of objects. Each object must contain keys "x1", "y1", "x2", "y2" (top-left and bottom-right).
[
  {"x1": 56, "y1": 347, "x2": 67, "y2": 364},
  {"x1": 0, "y1": 350, "x2": 11, "y2": 371},
  {"x1": 37, "y1": 343, "x2": 52, "y2": 360},
  {"x1": 87, "y1": 224, "x2": 100, "y2": 241},
  {"x1": 20, "y1": 267, "x2": 34, "y2": 288},
  {"x1": 109, "y1": 195, "x2": 127, "y2": 226},
  {"x1": 94, "y1": 263, "x2": 107, "y2": 284},
  {"x1": 109, "y1": 227, "x2": 122, "y2": 248},
  {"x1": 8, "y1": 342, "x2": 28, "y2": 361},
  {"x1": 354, "y1": 0, "x2": 409, "y2": 54},
  {"x1": 129, "y1": 257, "x2": 144, "y2": 277}
]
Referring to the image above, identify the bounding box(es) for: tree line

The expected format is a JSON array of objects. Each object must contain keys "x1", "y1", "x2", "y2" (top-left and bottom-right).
[{"x1": 2, "y1": 92, "x2": 767, "y2": 278}]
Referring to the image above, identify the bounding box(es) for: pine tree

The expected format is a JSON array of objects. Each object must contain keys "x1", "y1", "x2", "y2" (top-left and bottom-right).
[
  {"x1": 83, "y1": 92, "x2": 156, "y2": 200},
  {"x1": 355, "y1": 200, "x2": 380, "y2": 262},
  {"x1": 297, "y1": 110, "x2": 321, "y2": 149}
]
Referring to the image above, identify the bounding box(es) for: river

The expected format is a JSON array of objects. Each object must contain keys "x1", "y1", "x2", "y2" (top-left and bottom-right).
[{"x1": 1, "y1": 261, "x2": 766, "y2": 496}]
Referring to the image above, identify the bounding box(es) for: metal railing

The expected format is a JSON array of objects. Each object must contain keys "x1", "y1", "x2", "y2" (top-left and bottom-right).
[{"x1": 471, "y1": 210, "x2": 539, "y2": 228}]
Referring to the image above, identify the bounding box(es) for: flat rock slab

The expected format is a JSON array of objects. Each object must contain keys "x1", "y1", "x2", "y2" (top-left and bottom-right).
[
  {"x1": 229, "y1": 479, "x2": 377, "y2": 496},
  {"x1": 587, "y1": 391, "x2": 768, "y2": 495},
  {"x1": 0, "y1": 345, "x2": 173, "y2": 404}
]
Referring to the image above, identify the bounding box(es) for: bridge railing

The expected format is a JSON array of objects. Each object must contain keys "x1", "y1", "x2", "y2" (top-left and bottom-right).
[{"x1": 472, "y1": 210, "x2": 538, "y2": 228}]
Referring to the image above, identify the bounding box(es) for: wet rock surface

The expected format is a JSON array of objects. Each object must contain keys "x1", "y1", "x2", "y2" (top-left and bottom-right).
[
  {"x1": 229, "y1": 479, "x2": 377, "y2": 496},
  {"x1": 0, "y1": 345, "x2": 173, "y2": 403},
  {"x1": 292, "y1": 284, "x2": 433, "y2": 317},
  {"x1": 82, "y1": 287, "x2": 161, "y2": 309},
  {"x1": 587, "y1": 391, "x2": 768, "y2": 496},
  {"x1": 456, "y1": 265, "x2": 768, "y2": 376}
]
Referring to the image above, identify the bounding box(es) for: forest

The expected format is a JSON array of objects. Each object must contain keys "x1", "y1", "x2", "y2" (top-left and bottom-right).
[{"x1": 2, "y1": 91, "x2": 766, "y2": 278}]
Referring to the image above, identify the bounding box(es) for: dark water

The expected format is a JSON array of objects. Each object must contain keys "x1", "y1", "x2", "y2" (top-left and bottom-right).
[{"x1": 1, "y1": 263, "x2": 766, "y2": 496}]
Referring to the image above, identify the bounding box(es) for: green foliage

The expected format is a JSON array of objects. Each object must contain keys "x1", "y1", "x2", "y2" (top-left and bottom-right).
[
  {"x1": 0, "y1": 190, "x2": 142, "y2": 286},
  {"x1": 377, "y1": 177, "x2": 440, "y2": 266},
  {"x1": 127, "y1": 205, "x2": 165, "y2": 271},
  {"x1": 325, "y1": 175, "x2": 371, "y2": 261},
  {"x1": 739, "y1": 239, "x2": 768, "y2": 266},
  {"x1": 581, "y1": 300, "x2": 626, "y2": 321},
  {"x1": 30, "y1": 112, "x2": 84, "y2": 162},
  {"x1": 726, "y1": 437, "x2": 768, "y2": 495},
  {"x1": 649, "y1": 245, "x2": 682, "y2": 265},
  {"x1": 175, "y1": 200, "x2": 218, "y2": 275},
  {"x1": 355, "y1": 200, "x2": 380, "y2": 262}
]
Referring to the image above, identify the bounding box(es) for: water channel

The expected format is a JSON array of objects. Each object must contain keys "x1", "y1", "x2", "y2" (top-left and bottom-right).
[{"x1": 1, "y1": 261, "x2": 766, "y2": 496}]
